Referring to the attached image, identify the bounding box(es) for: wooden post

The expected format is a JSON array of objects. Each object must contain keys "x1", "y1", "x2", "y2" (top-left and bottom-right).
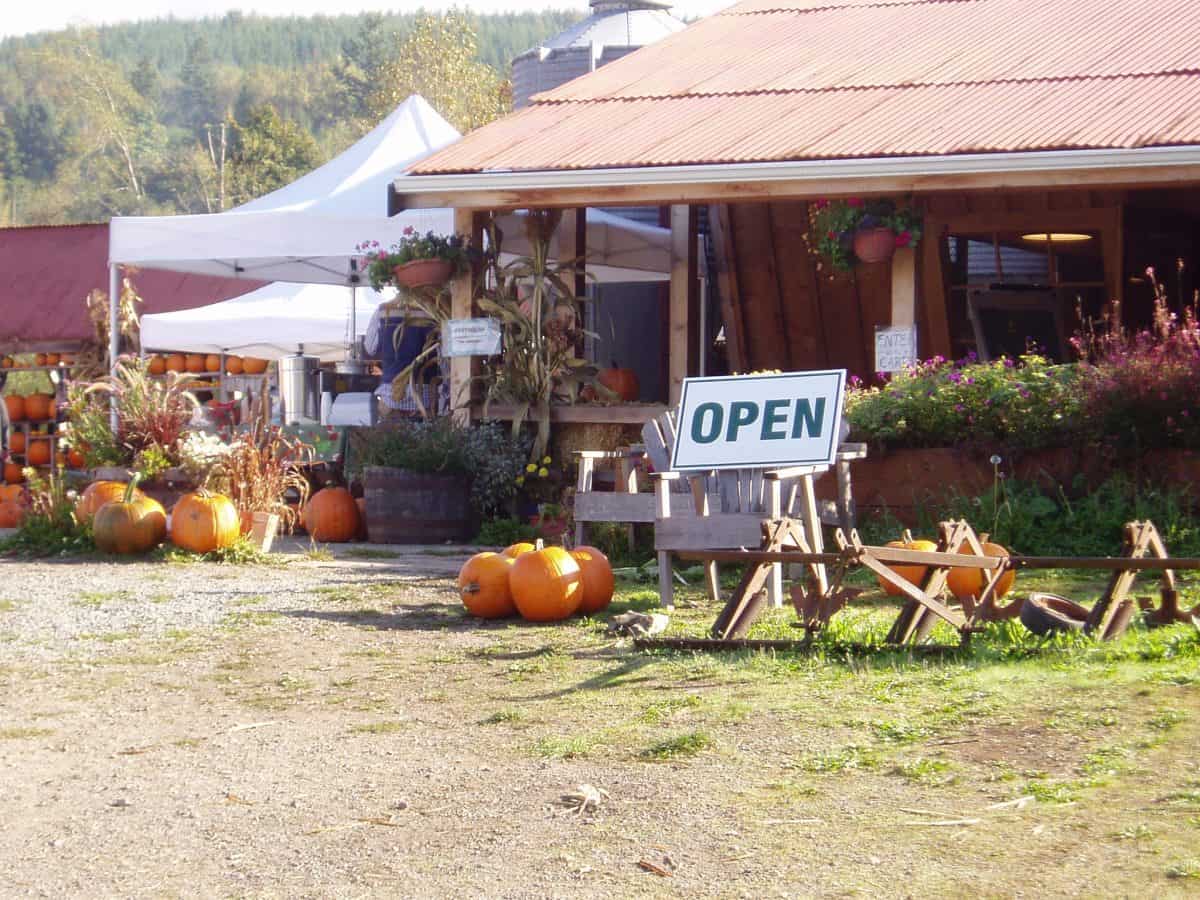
[
  {"x1": 890, "y1": 246, "x2": 916, "y2": 328},
  {"x1": 669, "y1": 205, "x2": 697, "y2": 405},
  {"x1": 449, "y1": 207, "x2": 478, "y2": 425}
]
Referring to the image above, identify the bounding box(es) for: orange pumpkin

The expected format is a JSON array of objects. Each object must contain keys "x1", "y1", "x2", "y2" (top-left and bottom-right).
[
  {"x1": 148, "y1": 355, "x2": 167, "y2": 375},
  {"x1": 502, "y1": 542, "x2": 536, "y2": 559},
  {"x1": 75, "y1": 480, "x2": 140, "y2": 524},
  {"x1": 0, "y1": 499, "x2": 25, "y2": 528},
  {"x1": 569, "y1": 545, "x2": 615, "y2": 614},
  {"x1": 34, "y1": 352, "x2": 46, "y2": 366},
  {"x1": 458, "y1": 552, "x2": 517, "y2": 618},
  {"x1": 241, "y1": 357, "x2": 269, "y2": 375},
  {"x1": 93, "y1": 478, "x2": 167, "y2": 554},
  {"x1": 205, "y1": 354, "x2": 222, "y2": 372},
  {"x1": 165, "y1": 353, "x2": 186, "y2": 373},
  {"x1": 4, "y1": 462, "x2": 23, "y2": 484},
  {"x1": 24, "y1": 393, "x2": 53, "y2": 421},
  {"x1": 185, "y1": 354, "x2": 206, "y2": 373},
  {"x1": 25, "y1": 437, "x2": 51, "y2": 467},
  {"x1": 597, "y1": 367, "x2": 639, "y2": 402},
  {"x1": 9, "y1": 431, "x2": 25, "y2": 454},
  {"x1": 172, "y1": 490, "x2": 240, "y2": 553},
  {"x1": 1, "y1": 356, "x2": 11, "y2": 368},
  {"x1": 947, "y1": 542, "x2": 1016, "y2": 600},
  {"x1": 301, "y1": 486, "x2": 359, "y2": 542},
  {"x1": 45, "y1": 352, "x2": 60, "y2": 366},
  {"x1": 510, "y1": 543, "x2": 582, "y2": 622},
  {"x1": 67, "y1": 447, "x2": 86, "y2": 469},
  {"x1": 876, "y1": 539, "x2": 939, "y2": 596},
  {"x1": 4, "y1": 395, "x2": 25, "y2": 422},
  {"x1": 58, "y1": 353, "x2": 74, "y2": 365},
  {"x1": 225, "y1": 356, "x2": 244, "y2": 375},
  {"x1": 0, "y1": 484, "x2": 24, "y2": 505}
]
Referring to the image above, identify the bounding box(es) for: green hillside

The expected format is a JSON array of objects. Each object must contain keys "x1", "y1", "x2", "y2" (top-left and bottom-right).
[{"x1": 0, "y1": 9, "x2": 582, "y2": 225}]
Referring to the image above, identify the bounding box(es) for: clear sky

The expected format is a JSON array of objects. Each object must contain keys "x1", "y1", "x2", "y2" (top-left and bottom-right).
[{"x1": 0, "y1": 1, "x2": 736, "y2": 40}]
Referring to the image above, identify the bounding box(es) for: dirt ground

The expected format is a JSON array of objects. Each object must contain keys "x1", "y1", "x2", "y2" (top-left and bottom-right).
[{"x1": 2, "y1": 547, "x2": 1199, "y2": 898}]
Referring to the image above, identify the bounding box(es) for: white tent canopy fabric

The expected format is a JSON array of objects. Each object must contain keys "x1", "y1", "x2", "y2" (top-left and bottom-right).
[{"x1": 128, "y1": 95, "x2": 670, "y2": 364}]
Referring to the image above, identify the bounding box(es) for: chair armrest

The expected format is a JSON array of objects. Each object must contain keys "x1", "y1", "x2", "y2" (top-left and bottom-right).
[
  {"x1": 574, "y1": 450, "x2": 635, "y2": 460},
  {"x1": 651, "y1": 471, "x2": 682, "y2": 482},
  {"x1": 764, "y1": 464, "x2": 828, "y2": 480},
  {"x1": 836, "y1": 442, "x2": 868, "y2": 460}
]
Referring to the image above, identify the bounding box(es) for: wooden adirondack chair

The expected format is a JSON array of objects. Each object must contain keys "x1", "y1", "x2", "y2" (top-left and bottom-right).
[{"x1": 642, "y1": 411, "x2": 867, "y2": 608}]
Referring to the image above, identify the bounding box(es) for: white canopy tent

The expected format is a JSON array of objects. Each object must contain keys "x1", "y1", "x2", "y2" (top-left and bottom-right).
[{"x1": 123, "y1": 95, "x2": 670, "y2": 368}]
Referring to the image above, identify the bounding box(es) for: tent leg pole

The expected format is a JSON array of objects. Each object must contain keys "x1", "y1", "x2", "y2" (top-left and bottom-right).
[{"x1": 109, "y1": 263, "x2": 120, "y2": 430}]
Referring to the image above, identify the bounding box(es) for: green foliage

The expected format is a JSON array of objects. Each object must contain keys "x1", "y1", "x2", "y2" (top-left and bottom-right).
[
  {"x1": 152, "y1": 536, "x2": 270, "y2": 565},
  {"x1": 474, "y1": 517, "x2": 538, "y2": 548},
  {"x1": 845, "y1": 354, "x2": 1080, "y2": 452},
  {"x1": 359, "y1": 229, "x2": 473, "y2": 291},
  {"x1": 811, "y1": 197, "x2": 922, "y2": 270},
  {"x1": 0, "y1": 468, "x2": 94, "y2": 558},
  {"x1": 226, "y1": 104, "x2": 321, "y2": 207}
]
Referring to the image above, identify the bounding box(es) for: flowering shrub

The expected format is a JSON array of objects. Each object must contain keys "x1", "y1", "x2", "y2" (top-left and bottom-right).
[
  {"x1": 845, "y1": 354, "x2": 1081, "y2": 452},
  {"x1": 515, "y1": 455, "x2": 564, "y2": 507},
  {"x1": 1072, "y1": 270, "x2": 1200, "y2": 453},
  {"x1": 358, "y1": 227, "x2": 472, "y2": 291},
  {"x1": 810, "y1": 198, "x2": 922, "y2": 270}
]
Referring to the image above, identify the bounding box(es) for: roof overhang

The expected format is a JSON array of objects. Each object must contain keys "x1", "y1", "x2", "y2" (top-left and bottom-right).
[{"x1": 393, "y1": 146, "x2": 1200, "y2": 210}]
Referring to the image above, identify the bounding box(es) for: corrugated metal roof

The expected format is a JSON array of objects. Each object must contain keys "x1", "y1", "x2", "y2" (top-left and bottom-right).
[
  {"x1": 0, "y1": 224, "x2": 262, "y2": 347},
  {"x1": 410, "y1": 0, "x2": 1200, "y2": 175}
]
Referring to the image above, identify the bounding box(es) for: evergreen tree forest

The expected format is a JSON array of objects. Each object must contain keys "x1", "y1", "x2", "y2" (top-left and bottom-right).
[{"x1": 0, "y1": 9, "x2": 582, "y2": 225}]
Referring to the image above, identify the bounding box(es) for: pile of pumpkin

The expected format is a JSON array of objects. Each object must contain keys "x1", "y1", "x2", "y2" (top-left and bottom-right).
[
  {"x1": 5, "y1": 392, "x2": 57, "y2": 422},
  {"x1": 74, "y1": 479, "x2": 245, "y2": 555},
  {"x1": 457, "y1": 540, "x2": 614, "y2": 622},
  {"x1": 1, "y1": 352, "x2": 75, "y2": 369},
  {"x1": 876, "y1": 538, "x2": 1016, "y2": 600},
  {"x1": 146, "y1": 354, "x2": 270, "y2": 376}
]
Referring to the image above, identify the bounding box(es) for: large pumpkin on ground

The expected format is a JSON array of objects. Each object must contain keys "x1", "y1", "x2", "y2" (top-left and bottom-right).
[
  {"x1": 876, "y1": 539, "x2": 939, "y2": 596},
  {"x1": 241, "y1": 357, "x2": 269, "y2": 375},
  {"x1": 502, "y1": 542, "x2": 536, "y2": 559},
  {"x1": 25, "y1": 437, "x2": 52, "y2": 467},
  {"x1": 458, "y1": 552, "x2": 517, "y2": 618},
  {"x1": 947, "y1": 542, "x2": 1016, "y2": 600},
  {"x1": 569, "y1": 545, "x2": 615, "y2": 615},
  {"x1": 510, "y1": 544, "x2": 582, "y2": 622},
  {"x1": 165, "y1": 353, "x2": 186, "y2": 373},
  {"x1": 302, "y1": 486, "x2": 359, "y2": 542},
  {"x1": 172, "y1": 490, "x2": 240, "y2": 553},
  {"x1": 75, "y1": 480, "x2": 141, "y2": 524},
  {"x1": 0, "y1": 499, "x2": 24, "y2": 528},
  {"x1": 8, "y1": 431, "x2": 25, "y2": 454},
  {"x1": 4, "y1": 462, "x2": 23, "y2": 484},
  {"x1": 93, "y1": 479, "x2": 167, "y2": 554},
  {"x1": 597, "y1": 367, "x2": 639, "y2": 402},
  {"x1": 148, "y1": 355, "x2": 166, "y2": 375},
  {"x1": 4, "y1": 395, "x2": 25, "y2": 421}
]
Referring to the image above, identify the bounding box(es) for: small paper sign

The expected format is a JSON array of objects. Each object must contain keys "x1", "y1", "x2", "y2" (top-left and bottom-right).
[
  {"x1": 875, "y1": 325, "x2": 918, "y2": 373},
  {"x1": 441, "y1": 318, "x2": 502, "y2": 358}
]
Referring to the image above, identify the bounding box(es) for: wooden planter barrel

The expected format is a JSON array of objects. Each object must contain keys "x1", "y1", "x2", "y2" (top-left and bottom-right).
[{"x1": 362, "y1": 466, "x2": 473, "y2": 544}]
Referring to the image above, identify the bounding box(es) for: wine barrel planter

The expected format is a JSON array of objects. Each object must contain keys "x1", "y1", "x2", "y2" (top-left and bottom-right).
[{"x1": 362, "y1": 466, "x2": 473, "y2": 544}]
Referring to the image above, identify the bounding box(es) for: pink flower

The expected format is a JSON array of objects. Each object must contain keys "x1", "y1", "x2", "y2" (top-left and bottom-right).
[
  {"x1": 377, "y1": 251, "x2": 387, "y2": 260},
  {"x1": 403, "y1": 226, "x2": 415, "y2": 236},
  {"x1": 894, "y1": 231, "x2": 911, "y2": 247},
  {"x1": 814, "y1": 198, "x2": 829, "y2": 209}
]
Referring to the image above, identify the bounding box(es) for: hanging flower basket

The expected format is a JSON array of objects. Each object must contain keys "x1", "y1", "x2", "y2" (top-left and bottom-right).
[
  {"x1": 393, "y1": 258, "x2": 455, "y2": 290},
  {"x1": 852, "y1": 226, "x2": 898, "y2": 264}
]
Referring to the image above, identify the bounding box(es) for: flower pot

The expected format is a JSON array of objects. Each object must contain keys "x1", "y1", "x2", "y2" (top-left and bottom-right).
[
  {"x1": 393, "y1": 258, "x2": 455, "y2": 290},
  {"x1": 853, "y1": 227, "x2": 897, "y2": 264},
  {"x1": 247, "y1": 511, "x2": 279, "y2": 553},
  {"x1": 362, "y1": 466, "x2": 473, "y2": 543}
]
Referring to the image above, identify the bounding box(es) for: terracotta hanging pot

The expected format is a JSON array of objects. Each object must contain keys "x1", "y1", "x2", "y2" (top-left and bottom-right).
[
  {"x1": 393, "y1": 258, "x2": 454, "y2": 290},
  {"x1": 853, "y1": 226, "x2": 897, "y2": 264}
]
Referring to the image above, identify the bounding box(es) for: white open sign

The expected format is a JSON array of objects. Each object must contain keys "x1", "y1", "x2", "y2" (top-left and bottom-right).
[{"x1": 670, "y1": 370, "x2": 846, "y2": 472}]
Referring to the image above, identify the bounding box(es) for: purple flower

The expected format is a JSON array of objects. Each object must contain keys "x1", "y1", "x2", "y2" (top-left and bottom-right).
[
  {"x1": 1003, "y1": 358, "x2": 1015, "y2": 368},
  {"x1": 947, "y1": 371, "x2": 962, "y2": 384},
  {"x1": 954, "y1": 404, "x2": 965, "y2": 412}
]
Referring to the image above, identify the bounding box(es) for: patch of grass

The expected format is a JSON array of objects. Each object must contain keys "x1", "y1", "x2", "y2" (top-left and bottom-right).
[
  {"x1": 1148, "y1": 709, "x2": 1186, "y2": 731},
  {"x1": 1166, "y1": 860, "x2": 1200, "y2": 880},
  {"x1": 74, "y1": 590, "x2": 132, "y2": 608},
  {"x1": 794, "y1": 745, "x2": 879, "y2": 774},
  {"x1": 0, "y1": 726, "x2": 53, "y2": 739},
  {"x1": 349, "y1": 721, "x2": 407, "y2": 735},
  {"x1": 892, "y1": 757, "x2": 955, "y2": 785},
  {"x1": 230, "y1": 595, "x2": 268, "y2": 607},
  {"x1": 0, "y1": 599, "x2": 20, "y2": 612},
  {"x1": 870, "y1": 719, "x2": 933, "y2": 743},
  {"x1": 148, "y1": 593, "x2": 173, "y2": 604},
  {"x1": 154, "y1": 537, "x2": 273, "y2": 565},
  {"x1": 343, "y1": 547, "x2": 399, "y2": 560},
  {"x1": 303, "y1": 543, "x2": 335, "y2": 562},
  {"x1": 640, "y1": 730, "x2": 713, "y2": 761},
  {"x1": 173, "y1": 737, "x2": 205, "y2": 748},
  {"x1": 479, "y1": 708, "x2": 523, "y2": 725},
  {"x1": 220, "y1": 610, "x2": 281, "y2": 630},
  {"x1": 534, "y1": 735, "x2": 592, "y2": 759},
  {"x1": 1113, "y1": 823, "x2": 1154, "y2": 841},
  {"x1": 1024, "y1": 779, "x2": 1080, "y2": 804},
  {"x1": 638, "y1": 695, "x2": 702, "y2": 724}
]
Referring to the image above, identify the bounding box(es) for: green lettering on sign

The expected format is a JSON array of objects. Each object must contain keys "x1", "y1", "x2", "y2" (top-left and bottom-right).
[
  {"x1": 760, "y1": 399, "x2": 788, "y2": 440},
  {"x1": 691, "y1": 402, "x2": 723, "y2": 444},
  {"x1": 726, "y1": 401, "x2": 759, "y2": 441},
  {"x1": 791, "y1": 397, "x2": 826, "y2": 439}
]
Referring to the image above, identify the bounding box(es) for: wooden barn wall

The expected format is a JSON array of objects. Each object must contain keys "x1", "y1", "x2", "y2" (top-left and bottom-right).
[{"x1": 713, "y1": 190, "x2": 1125, "y2": 376}]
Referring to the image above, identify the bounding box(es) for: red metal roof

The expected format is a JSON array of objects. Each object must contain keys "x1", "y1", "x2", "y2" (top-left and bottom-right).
[
  {"x1": 410, "y1": 0, "x2": 1200, "y2": 174},
  {"x1": 0, "y1": 224, "x2": 263, "y2": 349}
]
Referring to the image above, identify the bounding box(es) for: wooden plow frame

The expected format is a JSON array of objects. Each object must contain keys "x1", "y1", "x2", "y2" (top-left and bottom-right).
[{"x1": 664, "y1": 518, "x2": 1200, "y2": 651}]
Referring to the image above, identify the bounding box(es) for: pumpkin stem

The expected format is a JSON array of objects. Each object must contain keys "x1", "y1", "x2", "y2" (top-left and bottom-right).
[{"x1": 123, "y1": 473, "x2": 143, "y2": 504}]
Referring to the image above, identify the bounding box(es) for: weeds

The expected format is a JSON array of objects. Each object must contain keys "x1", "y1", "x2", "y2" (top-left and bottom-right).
[{"x1": 640, "y1": 730, "x2": 712, "y2": 760}]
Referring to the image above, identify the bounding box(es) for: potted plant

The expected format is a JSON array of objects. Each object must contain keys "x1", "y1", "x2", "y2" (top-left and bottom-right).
[
  {"x1": 811, "y1": 198, "x2": 922, "y2": 270},
  {"x1": 359, "y1": 226, "x2": 473, "y2": 291}
]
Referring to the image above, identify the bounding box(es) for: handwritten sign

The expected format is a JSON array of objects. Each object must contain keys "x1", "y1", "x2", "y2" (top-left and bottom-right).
[
  {"x1": 670, "y1": 371, "x2": 845, "y2": 472},
  {"x1": 441, "y1": 318, "x2": 502, "y2": 358},
  {"x1": 875, "y1": 325, "x2": 918, "y2": 373}
]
